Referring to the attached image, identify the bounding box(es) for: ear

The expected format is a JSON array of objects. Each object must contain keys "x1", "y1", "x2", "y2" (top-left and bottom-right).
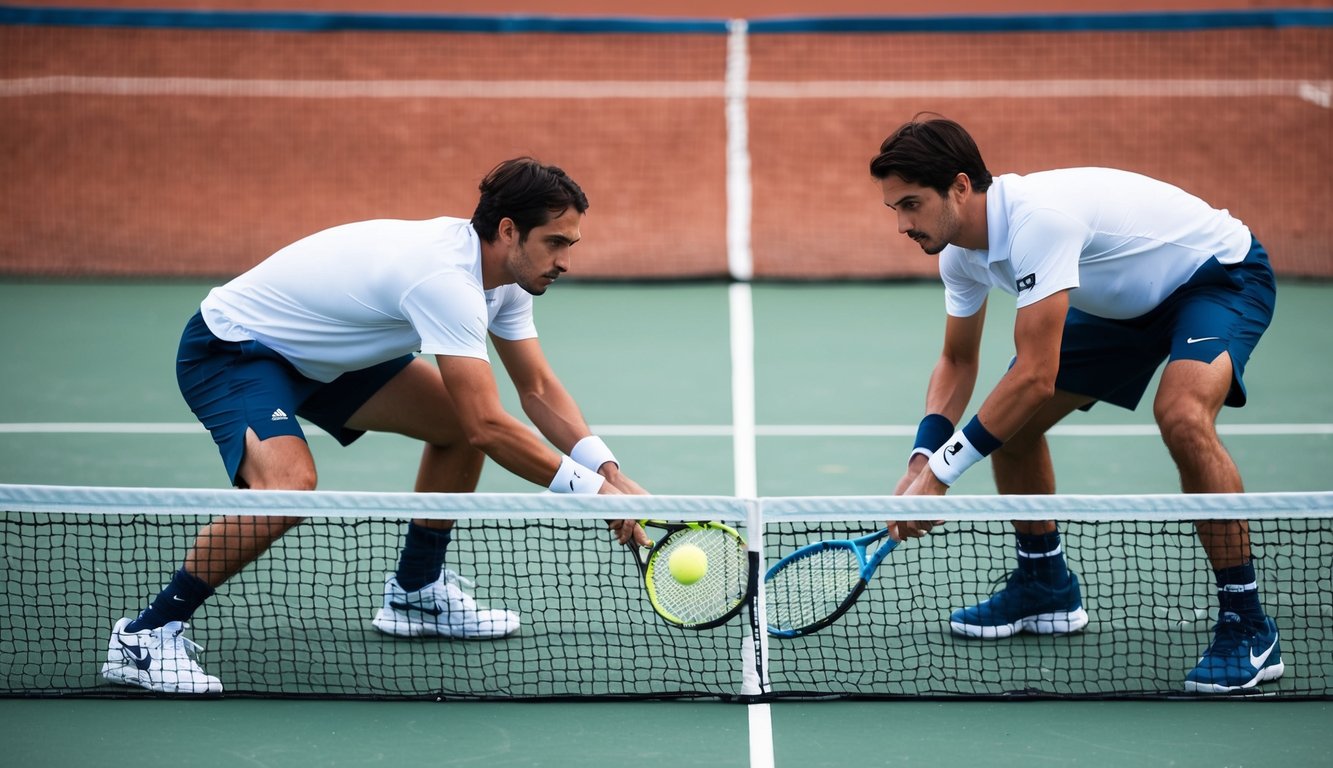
[
  {"x1": 498, "y1": 217, "x2": 517, "y2": 245},
  {"x1": 950, "y1": 172, "x2": 972, "y2": 201}
]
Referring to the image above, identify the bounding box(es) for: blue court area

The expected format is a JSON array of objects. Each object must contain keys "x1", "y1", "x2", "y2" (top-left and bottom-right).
[{"x1": 1, "y1": 280, "x2": 1331, "y2": 766}]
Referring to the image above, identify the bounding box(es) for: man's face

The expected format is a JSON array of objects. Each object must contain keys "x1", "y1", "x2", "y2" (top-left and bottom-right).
[
  {"x1": 504, "y1": 207, "x2": 582, "y2": 296},
  {"x1": 879, "y1": 175, "x2": 960, "y2": 256}
]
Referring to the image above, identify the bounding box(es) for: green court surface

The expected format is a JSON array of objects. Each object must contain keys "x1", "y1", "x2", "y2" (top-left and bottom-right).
[{"x1": 1, "y1": 280, "x2": 1331, "y2": 766}]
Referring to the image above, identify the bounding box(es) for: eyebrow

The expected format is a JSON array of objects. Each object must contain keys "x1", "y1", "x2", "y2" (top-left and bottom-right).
[
  {"x1": 885, "y1": 195, "x2": 918, "y2": 210},
  {"x1": 546, "y1": 234, "x2": 579, "y2": 246}
]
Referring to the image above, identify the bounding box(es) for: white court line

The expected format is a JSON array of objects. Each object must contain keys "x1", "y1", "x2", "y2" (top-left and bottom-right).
[
  {"x1": 1, "y1": 422, "x2": 1330, "y2": 436},
  {"x1": 2, "y1": 76, "x2": 1328, "y2": 107}
]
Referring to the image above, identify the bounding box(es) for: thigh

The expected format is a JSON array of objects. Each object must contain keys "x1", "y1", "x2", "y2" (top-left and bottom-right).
[
  {"x1": 1054, "y1": 308, "x2": 1168, "y2": 412},
  {"x1": 296, "y1": 353, "x2": 415, "y2": 446},
  {"x1": 177, "y1": 313, "x2": 316, "y2": 485},
  {"x1": 343, "y1": 356, "x2": 469, "y2": 443},
  {"x1": 1155, "y1": 353, "x2": 1234, "y2": 420},
  {"x1": 237, "y1": 430, "x2": 317, "y2": 490},
  {"x1": 1164, "y1": 256, "x2": 1274, "y2": 408}
]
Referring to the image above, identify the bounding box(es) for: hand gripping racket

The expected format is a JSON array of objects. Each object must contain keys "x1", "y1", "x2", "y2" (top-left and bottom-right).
[
  {"x1": 764, "y1": 527, "x2": 899, "y2": 638},
  {"x1": 627, "y1": 520, "x2": 752, "y2": 630}
]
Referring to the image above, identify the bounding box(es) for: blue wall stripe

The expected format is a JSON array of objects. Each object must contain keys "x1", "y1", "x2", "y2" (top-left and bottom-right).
[
  {"x1": 748, "y1": 9, "x2": 1333, "y2": 33},
  {"x1": 0, "y1": 6, "x2": 729, "y2": 33},
  {"x1": 0, "y1": 5, "x2": 1329, "y2": 34}
]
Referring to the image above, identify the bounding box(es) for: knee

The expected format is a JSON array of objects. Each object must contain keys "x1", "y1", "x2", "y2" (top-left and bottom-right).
[
  {"x1": 239, "y1": 462, "x2": 317, "y2": 491},
  {"x1": 1154, "y1": 400, "x2": 1217, "y2": 455}
]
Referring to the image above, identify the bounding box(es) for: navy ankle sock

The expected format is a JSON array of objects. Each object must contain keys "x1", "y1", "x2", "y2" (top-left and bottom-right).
[
  {"x1": 126, "y1": 568, "x2": 214, "y2": 632},
  {"x1": 1016, "y1": 530, "x2": 1069, "y2": 584},
  {"x1": 1215, "y1": 562, "x2": 1264, "y2": 624},
  {"x1": 395, "y1": 523, "x2": 453, "y2": 592}
]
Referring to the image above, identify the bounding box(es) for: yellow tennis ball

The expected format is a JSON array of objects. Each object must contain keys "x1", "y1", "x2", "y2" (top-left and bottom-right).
[{"x1": 668, "y1": 543, "x2": 708, "y2": 585}]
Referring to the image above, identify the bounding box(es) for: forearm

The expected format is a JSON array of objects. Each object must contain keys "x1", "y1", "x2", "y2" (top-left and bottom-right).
[
  {"x1": 923, "y1": 354, "x2": 980, "y2": 424},
  {"x1": 972, "y1": 360, "x2": 1055, "y2": 441},
  {"x1": 468, "y1": 411, "x2": 577, "y2": 488},
  {"x1": 520, "y1": 386, "x2": 593, "y2": 457}
]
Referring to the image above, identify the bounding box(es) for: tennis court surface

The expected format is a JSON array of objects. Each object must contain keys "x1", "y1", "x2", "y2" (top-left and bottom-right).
[
  {"x1": 2, "y1": 281, "x2": 1330, "y2": 766},
  {"x1": 3, "y1": 5, "x2": 1332, "y2": 766}
]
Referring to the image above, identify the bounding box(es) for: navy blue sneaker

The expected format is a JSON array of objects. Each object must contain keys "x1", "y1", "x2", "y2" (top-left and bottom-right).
[
  {"x1": 1185, "y1": 612, "x2": 1285, "y2": 693},
  {"x1": 950, "y1": 570, "x2": 1089, "y2": 639}
]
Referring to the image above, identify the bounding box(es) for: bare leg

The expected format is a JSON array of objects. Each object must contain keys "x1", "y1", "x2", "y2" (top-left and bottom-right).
[
  {"x1": 1153, "y1": 353, "x2": 1248, "y2": 569},
  {"x1": 184, "y1": 430, "x2": 313, "y2": 587},
  {"x1": 990, "y1": 390, "x2": 1093, "y2": 535},
  {"x1": 344, "y1": 357, "x2": 485, "y2": 533}
]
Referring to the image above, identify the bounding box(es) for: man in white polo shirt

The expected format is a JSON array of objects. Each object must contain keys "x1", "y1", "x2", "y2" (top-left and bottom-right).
[
  {"x1": 871, "y1": 116, "x2": 1281, "y2": 693},
  {"x1": 100, "y1": 158, "x2": 649, "y2": 694}
]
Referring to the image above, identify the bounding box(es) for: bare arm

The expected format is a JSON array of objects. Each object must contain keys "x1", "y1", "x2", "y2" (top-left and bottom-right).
[
  {"x1": 435, "y1": 353, "x2": 587, "y2": 488},
  {"x1": 491, "y1": 336, "x2": 649, "y2": 545},
  {"x1": 893, "y1": 302, "x2": 987, "y2": 494},
  {"x1": 893, "y1": 291, "x2": 1068, "y2": 539},
  {"x1": 902, "y1": 289, "x2": 1069, "y2": 497}
]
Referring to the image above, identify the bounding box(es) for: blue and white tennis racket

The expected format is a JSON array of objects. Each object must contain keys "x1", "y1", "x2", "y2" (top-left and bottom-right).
[{"x1": 764, "y1": 527, "x2": 899, "y2": 638}]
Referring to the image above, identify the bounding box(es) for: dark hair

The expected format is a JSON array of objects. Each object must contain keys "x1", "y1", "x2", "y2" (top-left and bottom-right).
[
  {"x1": 470, "y1": 157, "x2": 589, "y2": 243},
  {"x1": 869, "y1": 114, "x2": 993, "y2": 195}
]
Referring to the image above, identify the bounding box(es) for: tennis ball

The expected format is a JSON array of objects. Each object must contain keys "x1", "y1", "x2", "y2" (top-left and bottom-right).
[{"x1": 668, "y1": 543, "x2": 708, "y2": 585}]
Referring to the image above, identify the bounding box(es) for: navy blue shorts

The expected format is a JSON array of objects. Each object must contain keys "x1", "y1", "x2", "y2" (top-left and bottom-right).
[
  {"x1": 176, "y1": 311, "x2": 415, "y2": 485},
  {"x1": 1056, "y1": 237, "x2": 1276, "y2": 411}
]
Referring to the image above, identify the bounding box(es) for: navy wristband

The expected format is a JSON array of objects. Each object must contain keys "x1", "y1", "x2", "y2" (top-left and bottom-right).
[
  {"x1": 912, "y1": 414, "x2": 955, "y2": 456},
  {"x1": 961, "y1": 415, "x2": 1002, "y2": 456}
]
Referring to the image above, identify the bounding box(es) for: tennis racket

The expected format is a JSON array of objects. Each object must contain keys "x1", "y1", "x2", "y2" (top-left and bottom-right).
[
  {"x1": 627, "y1": 519, "x2": 752, "y2": 630},
  {"x1": 764, "y1": 527, "x2": 899, "y2": 638}
]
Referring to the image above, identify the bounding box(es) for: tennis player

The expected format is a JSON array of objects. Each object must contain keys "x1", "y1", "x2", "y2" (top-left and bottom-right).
[
  {"x1": 101, "y1": 158, "x2": 649, "y2": 694},
  {"x1": 873, "y1": 116, "x2": 1283, "y2": 694}
]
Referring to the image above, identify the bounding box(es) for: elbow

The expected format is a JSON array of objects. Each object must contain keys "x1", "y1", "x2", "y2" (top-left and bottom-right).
[
  {"x1": 1019, "y1": 372, "x2": 1058, "y2": 404},
  {"x1": 462, "y1": 419, "x2": 507, "y2": 456},
  {"x1": 1008, "y1": 360, "x2": 1058, "y2": 404}
]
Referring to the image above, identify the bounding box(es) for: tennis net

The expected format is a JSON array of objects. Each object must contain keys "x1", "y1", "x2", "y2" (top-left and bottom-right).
[{"x1": 2, "y1": 484, "x2": 1330, "y2": 700}]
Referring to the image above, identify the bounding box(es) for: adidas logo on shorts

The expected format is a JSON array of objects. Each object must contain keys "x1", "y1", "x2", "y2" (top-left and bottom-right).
[{"x1": 270, "y1": 409, "x2": 288, "y2": 421}]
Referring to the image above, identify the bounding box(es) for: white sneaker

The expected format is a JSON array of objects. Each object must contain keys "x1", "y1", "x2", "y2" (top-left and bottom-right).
[
  {"x1": 371, "y1": 569, "x2": 520, "y2": 639},
  {"x1": 100, "y1": 618, "x2": 223, "y2": 694}
]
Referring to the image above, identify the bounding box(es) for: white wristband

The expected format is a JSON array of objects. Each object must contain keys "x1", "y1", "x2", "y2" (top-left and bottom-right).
[
  {"x1": 549, "y1": 455, "x2": 605, "y2": 494},
  {"x1": 571, "y1": 435, "x2": 617, "y2": 472},
  {"x1": 927, "y1": 430, "x2": 984, "y2": 486}
]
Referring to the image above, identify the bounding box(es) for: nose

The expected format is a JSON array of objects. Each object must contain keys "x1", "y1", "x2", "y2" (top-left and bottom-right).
[{"x1": 896, "y1": 213, "x2": 911, "y2": 235}]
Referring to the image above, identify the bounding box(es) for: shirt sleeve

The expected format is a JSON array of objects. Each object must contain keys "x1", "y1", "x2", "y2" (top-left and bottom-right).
[
  {"x1": 940, "y1": 246, "x2": 990, "y2": 318},
  {"x1": 399, "y1": 271, "x2": 491, "y2": 360},
  {"x1": 1009, "y1": 209, "x2": 1085, "y2": 310},
  {"x1": 488, "y1": 285, "x2": 538, "y2": 341}
]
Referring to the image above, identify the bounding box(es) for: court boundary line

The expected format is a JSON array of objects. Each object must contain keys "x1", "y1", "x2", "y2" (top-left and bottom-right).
[{"x1": 728, "y1": 282, "x2": 774, "y2": 768}]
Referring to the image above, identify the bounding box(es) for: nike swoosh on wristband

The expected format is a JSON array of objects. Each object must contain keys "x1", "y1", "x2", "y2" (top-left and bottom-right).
[
  {"x1": 1187, "y1": 336, "x2": 1221, "y2": 344},
  {"x1": 388, "y1": 600, "x2": 444, "y2": 616},
  {"x1": 1250, "y1": 636, "x2": 1277, "y2": 668}
]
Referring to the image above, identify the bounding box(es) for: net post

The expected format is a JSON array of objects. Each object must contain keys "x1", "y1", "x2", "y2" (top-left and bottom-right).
[{"x1": 738, "y1": 496, "x2": 770, "y2": 700}]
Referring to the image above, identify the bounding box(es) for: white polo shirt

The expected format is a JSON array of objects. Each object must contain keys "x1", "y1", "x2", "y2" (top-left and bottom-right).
[
  {"x1": 940, "y1": 168, "x2": 1252, "y2": 320},
  {"x1": 200, "y1": 216, "x2": 536, "y2": 382}
]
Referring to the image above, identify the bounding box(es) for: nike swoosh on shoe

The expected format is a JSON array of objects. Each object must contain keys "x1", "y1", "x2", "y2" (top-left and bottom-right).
[
  {"x1": 1250, "y1": 637, "x2": 1277, "y2": 668},
  {"x1": 388, "y1": 600, "x2": 444, "y2": 616},
  {"x1": 120, "y1": 641, "x2": 154, "y2": 671}
]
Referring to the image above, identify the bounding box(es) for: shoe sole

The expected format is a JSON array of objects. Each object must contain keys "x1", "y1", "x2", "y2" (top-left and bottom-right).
[
  {"x1": 1184, "y1": 661, "x2": 1286, "y2": 694},
  {"x1": 371, "y1": 609, "x2": 520, "y2": 640},
  {"x1": 100, "y1": 660, "x2": 223, "y2": 694},
  {"x1": 950, "y1": 607, "x2": 1090, "y2": 639}
]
